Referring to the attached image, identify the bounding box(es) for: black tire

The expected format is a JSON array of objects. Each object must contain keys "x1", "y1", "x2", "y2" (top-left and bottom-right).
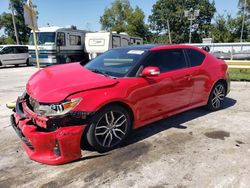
[
  {"x1": 65, "y1": 57, "x2": 72, "y2": 63},
  {"x1": 86, "y1": 105, "x2": 132, "y2": 153},
  {"x1": 206, "y1": 82, "x2": 226, "y2": 111},
  {"x1": 0, "y1": 61, "x2": 2, "y2": 66},
  {"x1": 14, "y1": 64, "x2": 19, "y2": 67},
  {"x1": 26, "y1": 59, "x2": 31, "y2": 66}
]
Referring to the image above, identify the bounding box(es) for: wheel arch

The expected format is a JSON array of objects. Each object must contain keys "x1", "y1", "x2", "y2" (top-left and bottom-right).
[
  {"x1": 80, "y1": 100, "x2": 135, "y2": 151},
  {"x1": 96, "y1": 101, "x2": 135, "y2": 126},
  {"x1": 207, "y1": 78, "x2": 228, "y2": 103}
]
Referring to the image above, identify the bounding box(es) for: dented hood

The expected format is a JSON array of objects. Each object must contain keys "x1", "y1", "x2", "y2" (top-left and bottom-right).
[{"x1": 26, "y1": 63, "x2": 118, "y2": 103}]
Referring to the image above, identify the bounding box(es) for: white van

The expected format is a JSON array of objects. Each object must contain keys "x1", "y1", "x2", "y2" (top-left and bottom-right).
[
  {"x1": 85, "y1": 31, "x2": 143, "y2": 60},
  {"x1": 28, "y1": 26, "x2": 89, "y2": 66},
  {"x1": 0, "y1": 45, "x2": 29, "y2": 67}
]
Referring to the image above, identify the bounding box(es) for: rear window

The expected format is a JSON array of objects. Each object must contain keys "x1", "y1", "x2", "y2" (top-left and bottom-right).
[
  {"x1": 186, "y1": 49, "x2": 205, "y2": 67},
  {"x1": 15, "y1": 47, "x2": 28, "y2": 53}
]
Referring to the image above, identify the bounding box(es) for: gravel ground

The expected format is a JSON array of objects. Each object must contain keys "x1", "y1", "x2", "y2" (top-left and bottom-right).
[{"x1": 0, "y1": 66, "x2": 250, "y2": 188}]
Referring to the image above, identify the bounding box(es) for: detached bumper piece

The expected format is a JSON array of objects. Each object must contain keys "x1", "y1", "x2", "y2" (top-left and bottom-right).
[{"x1": 11, "y1": 98, "x2": 87, "y2": 165}]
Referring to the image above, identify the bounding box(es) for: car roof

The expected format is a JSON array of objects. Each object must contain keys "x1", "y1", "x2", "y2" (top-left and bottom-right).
[
  {"x1": 114, "y1": 44, "x2": 204, "y2": 52},
  {"x1": 114, "y1": 44, "x2": 160, "y2": 51},
  {"x1": 0, "y1": 45, "x2": 28, "y2": 48}
]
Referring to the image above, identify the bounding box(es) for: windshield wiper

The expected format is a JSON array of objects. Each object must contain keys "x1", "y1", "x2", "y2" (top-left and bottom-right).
[{"x1": 90, "y1": 69, "x2": 111, "y2": 77}]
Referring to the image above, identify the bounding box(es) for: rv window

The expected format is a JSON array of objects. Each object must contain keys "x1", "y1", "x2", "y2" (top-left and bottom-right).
[
  {"x1": 29, "y1": 32, "x2": 56, "y2": 45},
  {"x1": 57, "y1": 32, "x2": 66, "y2": 46},
  {"x1": 112, "y1": 36, "x2": 121, "y2": 48},
  {"x1": 70, "y1": 35, "x2": 81, "y2": 45}
]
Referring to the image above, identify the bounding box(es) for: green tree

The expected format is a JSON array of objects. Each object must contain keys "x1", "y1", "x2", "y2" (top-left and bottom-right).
[
  {"x1": 149, "y1": 0, "x2": 216, "y2": 44},
  {"x1": 211, "y1": 14, "x2": 234, "y2": 42},
  {"x1": 100, "y1": 0, "x2": 149, "y2": 40},
  {"x1": 237, "y1": 0, "x2": 250, "y2": 41},
  {"x1": 0, "y1": 0, "x2": 35, "y2": 44},
  {"x1": 238, "y1": 0, "x2": 250, "y2": 14}
]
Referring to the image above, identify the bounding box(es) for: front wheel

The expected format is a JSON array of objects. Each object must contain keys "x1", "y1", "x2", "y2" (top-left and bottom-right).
[
  {"x1": 86, "y1": 105, "x2": 131, "y2": 153},
  {"x1": 206, "y1": 82, "x2": 226, "y2": 111}
]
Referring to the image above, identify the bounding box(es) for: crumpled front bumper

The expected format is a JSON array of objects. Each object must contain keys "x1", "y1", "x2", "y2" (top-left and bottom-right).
[{"x1": 11, "y1": 97, "x2": 87, "y2": 165}]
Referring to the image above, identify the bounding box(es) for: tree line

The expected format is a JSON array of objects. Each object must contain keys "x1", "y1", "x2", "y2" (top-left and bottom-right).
[{"x1": 0, "y1": 0, "x2": 249, "y2": 44}]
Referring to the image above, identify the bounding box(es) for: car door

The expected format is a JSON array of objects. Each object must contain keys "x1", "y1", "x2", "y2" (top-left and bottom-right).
[
  {"x1": 134, "y1": 49, "x2": 194, "y2": 121},
  {"x1": 15, "y1": 47, "x2": 28, "y2": 64},
  {"x1": 185, "y1": 48, "x2": 209, "y2": 105},
  {"x1": 1, "y1": 47, "x2": 16, "y2": 65}
]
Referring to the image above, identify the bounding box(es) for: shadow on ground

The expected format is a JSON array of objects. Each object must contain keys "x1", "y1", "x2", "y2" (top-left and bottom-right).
[
  {"x1": 123, "y1": 97, "x2": 236, "y2": 146},
  {"x1": 82, "y1": 97, "x2": 236, "y2": 155}
]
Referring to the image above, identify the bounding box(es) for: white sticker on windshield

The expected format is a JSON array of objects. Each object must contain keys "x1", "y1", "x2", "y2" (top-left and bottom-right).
[{"x1": 127, "y1": 50, "x2": 144, "y2": 55}]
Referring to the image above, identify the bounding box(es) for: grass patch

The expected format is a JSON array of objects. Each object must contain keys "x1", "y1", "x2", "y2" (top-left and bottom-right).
[{"x1": 228, "y1": 69, "x2": 250, "y2": 81}]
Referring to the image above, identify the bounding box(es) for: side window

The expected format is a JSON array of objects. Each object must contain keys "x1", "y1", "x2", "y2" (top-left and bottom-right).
[
  {"x1": 2, "y1": 47, "x2": 14, "y2": 54},
  {"x1": 57, "y1": 32, "x2": 66, "y2": 46},
  {"x1": 186, "y1": 49, "x2": 205, "y2": 67},
  {"x1": 15, "y1": 47, "x2": 27, "y2": 53},
  {"x1": 121, "y1": 38, "x2": 129, "y2": 46},
  {"x1": 146, "y1": 49, "x2": 187, "y2": 73},
  {"x1": 112, "y1": 36, "x2": 121, "y2": 48},
  {"x1": 69, "y1": 35, "x2": 81, "y2": 45}
]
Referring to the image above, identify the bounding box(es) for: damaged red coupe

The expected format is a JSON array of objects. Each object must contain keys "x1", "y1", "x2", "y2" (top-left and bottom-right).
[{"x1": 11, "y1": 45, "x2": 230, "y2": 165}]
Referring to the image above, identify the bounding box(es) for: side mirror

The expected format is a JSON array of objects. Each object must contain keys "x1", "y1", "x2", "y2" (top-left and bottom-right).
[{"x1": 141, "y1": 66, "x2": 160, "y2": 77}]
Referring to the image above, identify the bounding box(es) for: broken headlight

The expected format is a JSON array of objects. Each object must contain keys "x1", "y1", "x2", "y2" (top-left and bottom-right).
[{"x1": 33, "y1": 98, "x2": 81, "y2": 117}]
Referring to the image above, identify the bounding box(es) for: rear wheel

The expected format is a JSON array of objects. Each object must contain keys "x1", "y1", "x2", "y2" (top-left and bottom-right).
[
  {"x1": 206, "y1": 82, "x2": 226, "y2": 111},
  {"x1": 26, "y1": 59, "x2": 31, "y2": 66},
  {"x1": 86, "y1": 105, "x2": 131, "y2": 153}
]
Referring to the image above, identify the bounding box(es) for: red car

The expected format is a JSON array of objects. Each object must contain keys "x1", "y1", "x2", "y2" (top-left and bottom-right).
[{"x1": 11, "y1": 45, "x2": 230, "y2": 165}]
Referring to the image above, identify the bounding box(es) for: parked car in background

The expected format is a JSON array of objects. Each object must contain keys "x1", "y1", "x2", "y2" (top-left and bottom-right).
[
  {"x1": 211, "y1": 51, "x2": 231, "y2": 60},
  {"x1": 0, "y1": 45, "x2": 30, "y2": 67},
  {"x1": 232, "y1": 49, "x2": 250, "y2": 60},
  {"x1": 11, "y1": 44, "x2": 230, "y2": 165}
]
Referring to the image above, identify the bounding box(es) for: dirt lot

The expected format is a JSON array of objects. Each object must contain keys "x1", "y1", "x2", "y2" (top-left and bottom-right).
[{"x1": 0, "y1": 66, "x2": 250, "y2": 188}]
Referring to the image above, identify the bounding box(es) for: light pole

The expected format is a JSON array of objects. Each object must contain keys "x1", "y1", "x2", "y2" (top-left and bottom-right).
[
  {"x1": 10, "y1": 2, "x2": 19, "y2": 44},
  {"x1": 160, "y1": 5, "x2": 172, "y2": 44},
  {"x1": 184, "y1": 8, "x2": 200, "y2": 44},
  {"x1": 240, "y1": 0, "x2": 247, "y2": 44}
]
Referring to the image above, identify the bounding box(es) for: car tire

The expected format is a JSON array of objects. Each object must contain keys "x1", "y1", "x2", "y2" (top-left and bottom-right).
[
  {"x1": 14, "y1": 64, "x2": 19, "y2": 67},
  {"x1": 86, "y1": 105, "x2": 131, "y2": 153},
  {"x1": 206, "y1": 82, "x2": 226, "y2": 111},
  {"x1": 65, "y1": 57, "x2": 72, "y2": 63},
  {"x1": 0, "y1": 61, "x2": 2, "y2": 66},
  {"x1": 26, "y1": 59, "x2": 31, "y2": 66}
]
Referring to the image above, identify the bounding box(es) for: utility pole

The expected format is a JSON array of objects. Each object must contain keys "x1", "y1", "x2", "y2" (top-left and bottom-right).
[
  {"x1": 160, "y1": 6, "x2": 172, "y2": 44},
  {"x1": 167, "y1": 19, "x2": 172, "y2": 44},
  {"x1": 10, "y1": 1, "x2": 20, "y2": 44},
  {"x1": 240, "y1": 0, "x2": 247, "y2": 44},
  {"x1": 184, "y1": 8, "x2": 200, "y2": 44}
]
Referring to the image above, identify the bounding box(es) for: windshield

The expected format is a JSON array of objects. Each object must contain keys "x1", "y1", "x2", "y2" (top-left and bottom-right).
[
  {"x1": 29, "y1": 32, "x2": 56, "y2": 45},
  {"x1": 85, "y1": 49, "x2": 145, "y2": 77},
  {"x1": 0, "y1": 46, "x2": 3, "y2": 51}
]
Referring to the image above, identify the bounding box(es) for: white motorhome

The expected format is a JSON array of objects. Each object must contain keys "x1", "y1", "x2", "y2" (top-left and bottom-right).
[
  {"x1": 85, "y1": 31, "x2": 143, "y2": 60},
  {"x1": 28, "y1": 26, "x2": 89, "y2": 65}
]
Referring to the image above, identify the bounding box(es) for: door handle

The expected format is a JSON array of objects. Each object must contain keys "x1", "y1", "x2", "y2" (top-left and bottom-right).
[{"x1": 184, "y1": 75, "x2": 193, "y2": 80}]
